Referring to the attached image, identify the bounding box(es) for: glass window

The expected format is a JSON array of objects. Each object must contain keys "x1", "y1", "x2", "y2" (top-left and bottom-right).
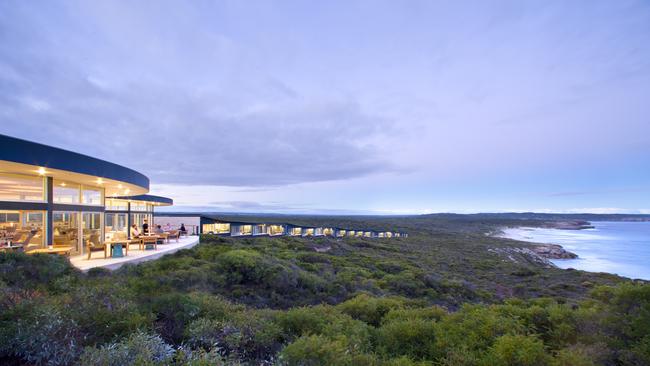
[
  {"x1": 105, "y1": 199, "x2": 128, "y2": 211},
  {"x1": 203, "y1": 223, "x2": 230, "y2": 234},
  {"x1": 0, "y1": 173, "x2": 45, "y2": 202},
  {"x1": 232, "y1": 224, "x2": 252, "y2": 236},
  {"x1": 290, "y1": 227, "x2": 302, "y2": 236},
  {"x1": 83, "y1": 212, "x2": 102, "y2": 252},
  {"x1": 253, "y1": 224, "x2": 266, "y2": 235},
  {"x1": 53, "y1": 181, "x2": 80, "y2": 204},
  {"x1": 130, "y1": 202, "x2": 149, "y2": 212},
  {"x1": 105, "y1": 213, "x2": 127, "y2": 241},
  {"x1": 0, "y1": 210, "x2": 45, "y2": 249},
  {"x1": 82, "y1": 186, "x2": 103, "y2": 205},
  {"x1": 130, "y1": 213, "x2": 152, "y2": 235},
  {"x1": 53, "y1": 211, "x2": 80, "y2": 254},
  {"x1": 268, "y1": 225, "x2": 285, "y2": 235}
]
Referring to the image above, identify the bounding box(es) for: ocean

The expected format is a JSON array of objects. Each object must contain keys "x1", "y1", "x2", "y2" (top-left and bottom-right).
[{"x1": 500, "y1": 221, "x2": 650, "y2": 280}]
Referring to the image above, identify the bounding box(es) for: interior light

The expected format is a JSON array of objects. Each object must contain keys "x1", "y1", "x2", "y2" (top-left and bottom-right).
[
  {"x1": 96, "y1": 178, "x2": 104, "y2": 184},
  {"x1": 124, "y1": 188, "x2": 130, "y2": 194},
  {"x1": 117, "y1": 184, "x2": 123, "y2": 189},
  {"x1": 60, "y1": 182, "x2": 66, "y2": 187},
  {"x1": 37, "y1": 167, "x2": 46, "y2": 175}
]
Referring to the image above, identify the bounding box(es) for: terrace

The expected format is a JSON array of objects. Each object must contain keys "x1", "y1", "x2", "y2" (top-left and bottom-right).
[{"x1": 70, "y1": 235, "x2": 199, "y2": 271}]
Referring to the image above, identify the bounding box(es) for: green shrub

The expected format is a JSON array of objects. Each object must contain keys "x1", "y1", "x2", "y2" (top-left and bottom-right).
[
  {"x1": 12, "y1": 305, "x2": 82, "y2": 366},
  {"x1": 278, "y1": 334, "x2": 352, "y2": 366},
  {"x1": 382, "y1": 306, "x2": 447, "y2": 324},
  {"x1": 552, "y1": 347, "x2": 596, "y2": 366},
  {"x1": 375, "y1": 318, "x2": 437, "y2": 359},
  {"x1": 433, "y1": 304, "x2": 526, "y2": 359},
  {"x1": 78, "y1": 330, "x2": 175, "y2": 365},
  {"x1": 481, "y1": 334, "x2": 550, "y2": 366},
  {"x1": 337, "y1": 294, "x2": 406, "y2": 326}
]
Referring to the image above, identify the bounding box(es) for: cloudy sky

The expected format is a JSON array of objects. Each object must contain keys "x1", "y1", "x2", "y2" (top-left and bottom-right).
[{"x1": 1, "y1": 1, "x2": 649, "y2": 214}]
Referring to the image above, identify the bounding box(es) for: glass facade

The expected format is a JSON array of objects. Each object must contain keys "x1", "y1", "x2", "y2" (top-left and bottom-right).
[
  {"x1": 130, "y1": 202, "x2": 150, "y2": 212},
  {"x1": 268, "y1": 225, "x2": 284, "y2": 235},
  {"x1": 53, "y1": 211, "x2": 80, "y2": 253},
  {"x1": 53, "y1": 181, "x2": 104, "y2": 206},
  {"x1": 82, "y1": 187, "x2": 103, "y2": 205},
  {"x1": 232, "y1": 224, "x2": 252, "y2": 236},
  {"x1": 105, "y1": 213, "x2": 127, "y2": 240},
  {"x1": 202, "y1": 223, "x2": 230, "y2": 234},
  {"x1": 290, "y1": 227, "x2": 302, "y2": 236},
  {"x1": 105, "y1": 199, "x2": 128, "y2": 211},
  {"x1": 83, "y1": 212, "x2": 102, "y2": 251},
  {"x1": 0, "y1": 210, "x2": 45, "y2": 248},
  {"x1": 131, "y1": 213, "x2": 152, "y2": 235},
  {"x1": 53, "y1": 181, "x2": 81, "y2": 204},
  {"x1": 0, "y1": 173, "x2": 45, "y2": 202},
  {"x1": 302, "y1": 228, "x2": 315, "y2": 236}
]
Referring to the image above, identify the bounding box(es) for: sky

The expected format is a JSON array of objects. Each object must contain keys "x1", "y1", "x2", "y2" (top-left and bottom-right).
[{"x1": 1, "y1": 0, "x2": 649, "y2": 214}]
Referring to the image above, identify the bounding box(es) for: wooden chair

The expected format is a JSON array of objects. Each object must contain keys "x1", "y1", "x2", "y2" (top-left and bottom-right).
[
  {"x1": 141, "y1": 236, "x2": 158, "y2": 250},
  {"x1": 167, "y1": 230, "x2": 180, "y2": 242},
  {"x1": 13, "y1": 232, "x2": 35, "y2": 250},
  {"x1": 156, "y1": 232, "x2": 169, "y2": 244},
  {"x1": 86, "y1": 234, "x2": 105, "y2": 259}
]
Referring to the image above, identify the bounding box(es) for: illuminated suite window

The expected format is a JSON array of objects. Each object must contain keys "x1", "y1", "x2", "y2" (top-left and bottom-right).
[
  {"x1": 54, "y1": 181, "x2": 80, "y2": 204},
  {"x1": 268, "y1": 225, "x2": 284, "y2": 235},
  {"x1": 0, "y1": 173, "x2": 45, "y2": 202},
  {"x1": 82, "y1": 187, "x2": 103, "y2": 205},
  {"x1": 0, "y1": 210, "x2": 45, "y2": 248},
  {"x1": 131, "y1": 213, "x2": 152, "y2": 233},
  {"x1": 233, "y1": 225, "x2": 252, "y2": 235},
  {"x1": 105, "y1": 199, "x2": 128, "y2": 211},
  {"x1": 130, "y1": 203, "x2": 150, "y2": 212},
  {"x1": 290, "y1": 228, "x2": 302, "y2": 235},
  {"x1": 53, "y1": 211, "x2": 79, "y2": 253},
  {"x1": 203, "y1": 223, "x2": 230, "y2": 234},
  {"x1": 105, "y1": 213, "x2": 127, "y2": 240}
]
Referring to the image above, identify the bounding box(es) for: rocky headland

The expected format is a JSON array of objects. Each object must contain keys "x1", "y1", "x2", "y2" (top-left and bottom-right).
[
  {"x1": 530, "y1": 243, "x2": 578, "y2": 259},
  {"x1": 541, "y1": 220, "x2": 595, "y2": 230}
]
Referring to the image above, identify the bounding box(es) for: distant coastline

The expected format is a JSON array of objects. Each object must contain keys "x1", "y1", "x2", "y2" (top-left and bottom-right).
[{"x1": 498, "y1": 221, "x2": 650, "y2": 280}]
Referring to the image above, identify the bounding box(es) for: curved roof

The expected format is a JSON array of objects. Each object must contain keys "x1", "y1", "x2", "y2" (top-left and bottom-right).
[
  {"x1": 116, "y1": 194, "x2": 173, "y2": 206},
  {"x1": 0, "y1": 134, "x2": 149, "y2": 195}
]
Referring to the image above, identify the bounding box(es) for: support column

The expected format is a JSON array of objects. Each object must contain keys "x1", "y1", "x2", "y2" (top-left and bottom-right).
[
  {"x1": 127, "y1": 202, "x2": 132, "y2": 239},
  {"x1": 45, "y1": 177, "x2": 53, "y2": 246}
]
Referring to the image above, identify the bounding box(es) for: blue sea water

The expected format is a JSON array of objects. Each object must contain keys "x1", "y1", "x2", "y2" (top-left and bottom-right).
[{"x1": 502, "y1": 221, "x2": 650, "y2": 280}]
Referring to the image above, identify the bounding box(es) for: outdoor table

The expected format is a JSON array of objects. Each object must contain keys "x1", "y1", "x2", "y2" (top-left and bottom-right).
[
  {"x1": 140, "y1": 235, "x2": 159, "y2": 250},
  {"x1": 104, "y1": 240, "x2": 129, "y2": 257},
  {"x1": 0, "y1": 244, "x2": 24, "y2": 252},
  {"x1": 28, "y1": 246, "x2": 73, "y2": 256}
]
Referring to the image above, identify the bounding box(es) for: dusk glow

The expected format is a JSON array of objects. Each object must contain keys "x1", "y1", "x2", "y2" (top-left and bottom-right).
[{"x1": 2, "y1": 1, "x2": 649, "y2": 214}]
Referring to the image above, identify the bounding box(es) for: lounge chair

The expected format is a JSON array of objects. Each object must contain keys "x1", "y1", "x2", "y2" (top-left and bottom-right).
[
  {"x1": 86, "y1": 234, "x2": 105, "y2": 259},
  {"x1": 167, "y1": 230, "x2": 180, "y2": 242},
  {"x1": 141, "y1": 236, "x2": 158, "y2": 250}
]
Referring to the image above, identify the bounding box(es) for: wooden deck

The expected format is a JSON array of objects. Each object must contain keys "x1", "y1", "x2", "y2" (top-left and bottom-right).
[{"x1": 69, "y1": 236, "x2": 200, "y2": 271}]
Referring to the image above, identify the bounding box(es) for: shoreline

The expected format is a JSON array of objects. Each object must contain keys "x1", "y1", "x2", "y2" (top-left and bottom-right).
[{"x1": 496, "y1": 226, "x2": 580, "y2": 261}]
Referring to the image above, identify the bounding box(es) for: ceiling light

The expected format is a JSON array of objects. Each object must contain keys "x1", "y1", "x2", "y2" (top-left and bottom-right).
[
  {"x1": 37, "y1": 167, "x2": 46, "y2": 175},
  {"x1": 60, "y1": 182, "x2": 66, "y2": 187},
  {"x1": 117, "y1": 184, "x2": 123, "y2": 189},
  {"x1": 96, "y1": 178, "x2": 104, "y2": 184}
]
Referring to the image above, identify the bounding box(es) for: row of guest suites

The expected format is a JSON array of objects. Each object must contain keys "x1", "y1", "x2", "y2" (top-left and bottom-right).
[
  {"x1": 0, "y1": 134, "x2": 173, "y2": 257},
  {"x1": 154, "y1": 214, "x2": 408, "y2": 239}
]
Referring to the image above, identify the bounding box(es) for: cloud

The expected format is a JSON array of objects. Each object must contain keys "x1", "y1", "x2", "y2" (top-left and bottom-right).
[
  {"x1": 1, "y1": 1, "x2": 649, "y2": 213},
  {"x1": 0, "y1": 5, "x2": 397, "y2": 187}
]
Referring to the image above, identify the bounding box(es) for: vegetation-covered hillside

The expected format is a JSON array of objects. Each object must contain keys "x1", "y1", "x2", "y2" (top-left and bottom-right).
[{"x1": 0, "y1": 215, "x2": 648, "y2": 365}]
